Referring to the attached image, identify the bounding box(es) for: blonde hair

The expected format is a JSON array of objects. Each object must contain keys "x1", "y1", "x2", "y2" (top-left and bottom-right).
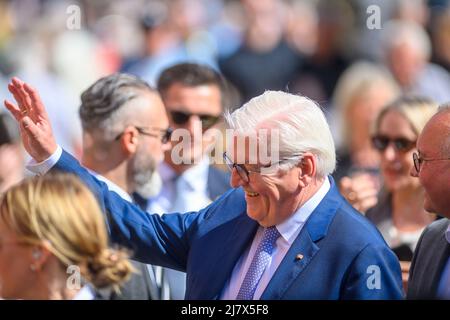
[
  {"x1": 375, "y1": 95, "x2": 439, "y2": 135},
  {"x1": 0, "y1": 173, "x2": 133, "y2": 291}
]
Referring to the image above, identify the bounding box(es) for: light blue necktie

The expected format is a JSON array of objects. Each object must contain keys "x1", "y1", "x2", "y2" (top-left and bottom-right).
[{"x1": 236, "y1": 226, "x2": 280, "y2": 300}]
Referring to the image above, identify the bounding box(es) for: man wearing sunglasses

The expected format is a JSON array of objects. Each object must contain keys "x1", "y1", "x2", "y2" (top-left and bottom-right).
[
  {"x1": 408, "y1": 104, "x2": 450, "y2": 299},
  {"x1": 146, "y1": 63, "x2": 231, "y2": 214},
  {"x1": 5, "y1": 83, "x2": 403, "y2": 299}
]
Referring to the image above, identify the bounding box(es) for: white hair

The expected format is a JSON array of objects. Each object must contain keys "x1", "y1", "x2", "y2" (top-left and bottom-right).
[
  {"x1": 225, "y1": 91, "x2": 336, "y2": 178},
  {"x1": 382, "y1": 20, "x2": 431, "y2": 59}
]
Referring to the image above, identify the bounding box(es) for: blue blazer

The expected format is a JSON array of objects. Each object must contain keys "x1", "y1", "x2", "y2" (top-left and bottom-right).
[{"x1": 54, "y1": 150, "x2": 403, "y2": 300}]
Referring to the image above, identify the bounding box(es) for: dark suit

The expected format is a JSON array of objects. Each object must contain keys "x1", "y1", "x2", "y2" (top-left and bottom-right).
[
  {"x1": 407, "y1": 218, "x2": 450, "y2": 299},
  {"x1": 54, "y1": 150, "x2": 403, "y2": 299}
]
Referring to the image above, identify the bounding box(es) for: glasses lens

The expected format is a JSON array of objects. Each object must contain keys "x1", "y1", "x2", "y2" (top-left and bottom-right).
[
  {"x1": 372, "y1": 136, "x2": 389, "y2": 151},
  {"x1": 413, "y1": 152, "x2": 420, "y2": 172},
  {"x1": 393, "y1": 138, "x2": 415, "y2": 152},
  {"x1": 235, "y1": 165, "x2": 249, "y2": 182},
  {"x1": 200, "y1": 115, "x2": 220, "y2": 129},
  {"x1": 223, "y1": 152, "x2": 233, "y2": 170},
  {"x1": 162, "y1": 128, "x2": 173, "y2": 143},
  {"x1": 171, "y1": 111, "x2": 190, "y2": 125},
  {"x1": 223, "y1": 152, "x2": 249, "y2": 182}
]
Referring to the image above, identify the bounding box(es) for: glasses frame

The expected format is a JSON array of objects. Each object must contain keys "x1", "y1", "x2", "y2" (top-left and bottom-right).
[
  {"x1": 114, "y1": 126, "x2": 173, "y2": 143},
  {"x1": 222, "y1": 152, "x2": 303, "y2": 183},
  {"x1": 413, "y1": 152, "x2": 450, "y2": 173}
]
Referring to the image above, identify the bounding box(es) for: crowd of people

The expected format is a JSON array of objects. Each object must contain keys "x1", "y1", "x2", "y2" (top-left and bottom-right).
[{"x1": 0, "y1": 0, "x2": 449, "y2": 300}]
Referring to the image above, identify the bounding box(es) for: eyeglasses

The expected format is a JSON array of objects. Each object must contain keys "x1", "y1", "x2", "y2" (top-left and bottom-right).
[
  {"x1": 371, "y1": 135, "x2": 416, "y2": 152},
  {"x1": 170, "y1": 111, "x2": 220, "y2": 130},
  {"x1": 115, "y1": 126, "x2": 173, "y2": 143},
  {"x1": 223, "y1": 152, "x2": 302, "y2": 183},
  {"x1": 413, "y1": 152, "x2": 450, "y2": 173}
]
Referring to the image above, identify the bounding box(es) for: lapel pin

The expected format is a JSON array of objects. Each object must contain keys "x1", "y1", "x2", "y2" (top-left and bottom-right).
[{"x1": 295, "y1": 254, "x2": 304, "y2": 261}]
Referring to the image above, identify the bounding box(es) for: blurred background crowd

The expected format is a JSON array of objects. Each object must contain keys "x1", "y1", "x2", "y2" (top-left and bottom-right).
[
  {"x1": 0, "y1": 0, "x2": 449, "y2": 156},
  {"x1": 0, "y1": 0, "x2": 450, "y2": 299}
]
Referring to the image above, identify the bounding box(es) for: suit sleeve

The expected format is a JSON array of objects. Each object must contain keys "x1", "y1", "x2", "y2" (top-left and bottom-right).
[
  {"x1": 341, "y1": 243, "x2": 404, "y2": 300},
  {"x1": 52, "y1": 150, "x2": 210, "y2": 271}
]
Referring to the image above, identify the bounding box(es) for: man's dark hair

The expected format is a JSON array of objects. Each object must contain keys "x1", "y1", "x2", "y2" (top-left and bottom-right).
[
  {"x1": 157, "y1": 63, "x2": 227, "y2": 109},
  {"x1": 79, "y1": 73, "x2": 155, "y2": 132}
]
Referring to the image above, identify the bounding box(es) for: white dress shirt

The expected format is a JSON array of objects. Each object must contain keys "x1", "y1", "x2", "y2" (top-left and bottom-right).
[
  {"x1": 221, "y1": 178, "x2": 331, "y2": 300},
  {"x1": 72, "y1": 285, "x2": 95, "y2": 300},
  {"x1": 148, "y1": 159, "x2": 212, "y2": 214}
]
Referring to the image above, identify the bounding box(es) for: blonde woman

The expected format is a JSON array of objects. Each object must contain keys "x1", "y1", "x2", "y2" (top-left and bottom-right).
[
  {"x1": 0, "y1": 173, "x2": 133, "y2": 300},
  {"x1": 342, "y1": 96, "x2": 438, "y2": 291},
  {"x1": 365, "y1": 96, "x2": 438, "y2": 258}
]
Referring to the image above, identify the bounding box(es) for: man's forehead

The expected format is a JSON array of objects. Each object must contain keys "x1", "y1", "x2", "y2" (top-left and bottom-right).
[{"x1": 417, "y1": 116, "x2": 449, "y2": 156}]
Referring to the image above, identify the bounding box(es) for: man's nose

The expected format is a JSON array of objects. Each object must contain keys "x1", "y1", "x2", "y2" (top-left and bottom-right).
[{"x1": 185, "y1": 115, "x2": 202, "y2": 135}]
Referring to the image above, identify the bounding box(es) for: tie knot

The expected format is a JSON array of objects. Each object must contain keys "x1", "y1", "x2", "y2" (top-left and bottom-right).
[{"x1": 261, "y1": 226, "x2": 280, "y2": 247}]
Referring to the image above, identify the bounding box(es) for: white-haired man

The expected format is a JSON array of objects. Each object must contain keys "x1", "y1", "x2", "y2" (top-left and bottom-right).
[{"x1": 5, "y1": 80, "x2": 403, "y2": 299}]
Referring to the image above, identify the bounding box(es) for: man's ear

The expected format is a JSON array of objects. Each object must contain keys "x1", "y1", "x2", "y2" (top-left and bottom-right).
[
  {"x1": 119, "y1": 127, "x2": 139, "y2": 155},
  {"x1": 298, "y1": 153, "x2": 316, "y2": 188}
]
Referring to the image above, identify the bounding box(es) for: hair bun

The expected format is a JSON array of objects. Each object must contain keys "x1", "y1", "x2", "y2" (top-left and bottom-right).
[{"x1": 87, "y1": 248, "x2": 133, "y2": 289}]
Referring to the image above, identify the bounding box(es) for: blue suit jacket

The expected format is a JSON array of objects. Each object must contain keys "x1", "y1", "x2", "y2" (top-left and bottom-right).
[{"x1": 54, "y1": 150, "x2": 403, "y2": 299}]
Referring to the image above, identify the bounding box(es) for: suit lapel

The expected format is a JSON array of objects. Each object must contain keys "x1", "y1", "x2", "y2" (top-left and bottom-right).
[
  {"x1": 260, "y1": 229, "x2": 319, "y2": 299},
  {"x1": 260, "y1": 177, "x2": 342, "y2": 299}
]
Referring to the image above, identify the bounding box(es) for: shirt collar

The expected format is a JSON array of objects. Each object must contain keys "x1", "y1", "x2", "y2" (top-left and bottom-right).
[
  {"x1": 89, "y1": 170, "x2": 132, "y2": 202},
  {"x1": 73, "y1": 285, "x2": 95, "y2": 300},
  {"x1": 276, "y1": 178, "x2": 331, "y2": 244}
]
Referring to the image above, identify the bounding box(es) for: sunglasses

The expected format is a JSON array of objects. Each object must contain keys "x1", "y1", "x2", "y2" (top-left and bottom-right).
[
  {"x1": 170, "y1": 111, "x2": 220, "y2": 130},
  {"x1": 371, "y1": 135, "x2": 416, "y2": 152}
]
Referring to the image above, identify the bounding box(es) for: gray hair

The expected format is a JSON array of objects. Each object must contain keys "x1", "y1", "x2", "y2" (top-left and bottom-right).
[
  {"x1": 375, "y1": 95, "x2": 438, "y2": 136},
  {"x1": 225, "y1": 91, "x2": 336, "y2": 178},
  {"x1": 382, "y1": 20, "x2": 431, "y2": 60},
  {"x1": 79, "y1": 73, "x2": 156, "y2": 141}
]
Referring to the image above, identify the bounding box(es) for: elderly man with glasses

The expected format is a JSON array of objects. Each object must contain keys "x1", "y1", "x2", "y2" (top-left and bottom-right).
[
  {"x1": 4, "y1": 79, "x2": 403, "y2": 299},
  {"x1": 408, "y1": 104, "x2": 450, "y2": 300}
]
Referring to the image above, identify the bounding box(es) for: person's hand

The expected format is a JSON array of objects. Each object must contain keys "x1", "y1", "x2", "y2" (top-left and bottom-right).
[
  {"x1": 339, "y1": 173, "x2": 379, "y2": 213},
  {"x1": 3, "y1": 77, "x2": 57, "y2": 162}
]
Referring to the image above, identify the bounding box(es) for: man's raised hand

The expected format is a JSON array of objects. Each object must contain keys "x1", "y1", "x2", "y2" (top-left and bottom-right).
[{"x1": 4, "y1": 77, "x2": 57, "y2": 162}]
